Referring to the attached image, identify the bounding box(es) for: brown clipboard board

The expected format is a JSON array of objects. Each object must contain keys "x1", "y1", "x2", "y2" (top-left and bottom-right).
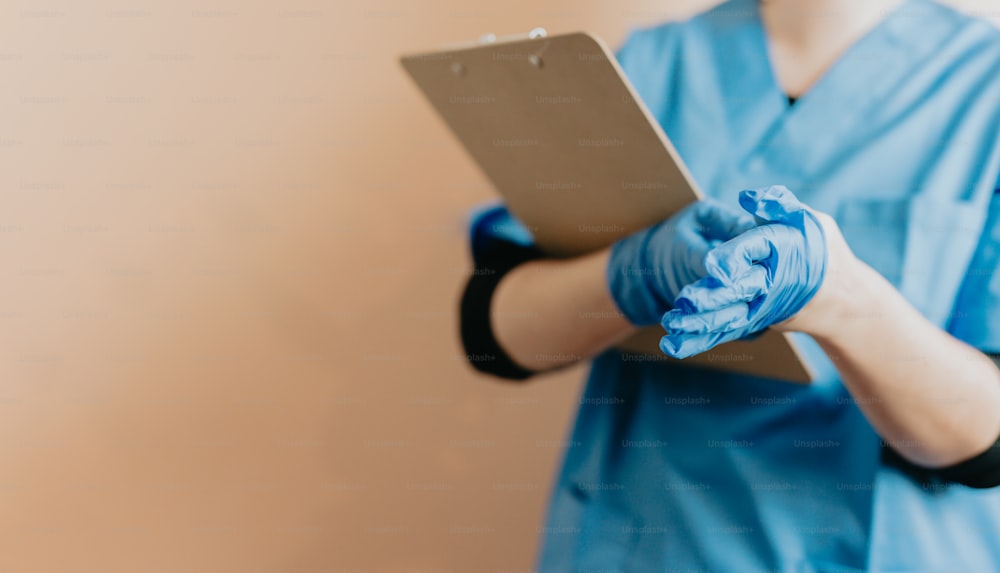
[{"x1": 401, "y1": 30, "x2": 815, "y2": 383}]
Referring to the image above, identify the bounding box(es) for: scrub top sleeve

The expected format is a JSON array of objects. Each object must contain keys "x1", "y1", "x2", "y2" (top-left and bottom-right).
[
  {"x1": 613, "y1": 23, "x2": 670, "y2": 83},
  {"x1": 459, "y1": 202, "x2": 546, "y2": 380},
  {"x1": 947, "y1": 189, "x2": 1000, "y2": 352},
  {"x1": 466, "y1": 201, "x2": 537, "y2": 265},
  {"x1": 613, "y1": 28, "x2": 637, "y2": 66}
]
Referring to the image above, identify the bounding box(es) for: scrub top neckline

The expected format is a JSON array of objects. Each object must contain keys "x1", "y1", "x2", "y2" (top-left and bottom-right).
[
  {"x1": 715, "y1": 0, "x2": 952, "y2": 199},
  {"x1": 744, "y1": 0, "x2": 919, "y2": 116}
]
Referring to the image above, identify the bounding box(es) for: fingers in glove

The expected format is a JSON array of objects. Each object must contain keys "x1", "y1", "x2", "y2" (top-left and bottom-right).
[
  {"x1": 673, "y1": 265, "x2": 769, "y2": 313},
  {"x1": 659, "y1": 329, "x2": 735, "y2": 359},
  {"x1": 661, "y1": 303, "x2": 752, "y2": 334},
  {"x1": 738, "y1": 185, "x2": 807, "y2": 224},
  {"x1": 703, "y1": 228, "x2": 777, "y2": 285},
  {"x1": 692, "y1": 201, "x2": 758, "y2": 242}
]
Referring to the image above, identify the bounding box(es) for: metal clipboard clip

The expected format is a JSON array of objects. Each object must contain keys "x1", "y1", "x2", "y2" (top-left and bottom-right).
[
  {"x1": 442, "y1": 27, "x2": 550, "y2": 74},
  {"x1": 476, "y1": 27, "x2": 548, "y2": 44},
  {"x1": 439, "y1": 27, "x2": 548, "y2": 50}
]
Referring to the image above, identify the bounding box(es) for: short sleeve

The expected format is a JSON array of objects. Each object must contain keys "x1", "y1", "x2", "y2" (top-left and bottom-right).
[
  {"x1": 947, "y1": 190, "x2": 1000, "y2": 353},
  {"x1": 613, "y1": 29, "x2": 637, "y2": 66},
  {"x1": 611, "y1": 22, "x2": 681, "y2": 122},
  {"x1": 613, "y1": 22, "x2": 673, "y2": 74},
  {"x1": 466, "y1": 200, "x2": 537, "y2": 265}
]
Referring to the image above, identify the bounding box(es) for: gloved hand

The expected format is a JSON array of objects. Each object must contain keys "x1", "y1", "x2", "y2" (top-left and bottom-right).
[
  {"x1": 606, "y1": 200, "x2": 757, "y2": 326},
  {"x1": 659, "y1": 185, "x2": 828, "y2": 358}
]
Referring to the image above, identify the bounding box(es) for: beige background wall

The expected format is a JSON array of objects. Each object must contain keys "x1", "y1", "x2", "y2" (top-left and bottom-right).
[{"x1": 0, "y1": 1, "x2": 995, "y2": 571}]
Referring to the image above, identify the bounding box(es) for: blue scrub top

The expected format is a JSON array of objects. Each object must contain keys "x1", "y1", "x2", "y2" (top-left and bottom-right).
[{"x1": 468, "y1": 0, "x2": 1000, "y2": 570}]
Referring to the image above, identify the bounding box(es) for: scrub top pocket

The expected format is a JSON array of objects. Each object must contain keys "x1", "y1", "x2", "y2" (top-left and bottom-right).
[{"x1": 835, "y1": 196, "x2": 984, "y2": 326}]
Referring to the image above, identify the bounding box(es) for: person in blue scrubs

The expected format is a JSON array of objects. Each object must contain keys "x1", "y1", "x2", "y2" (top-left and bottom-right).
[{"x1": 459, "y1": 0, "x2": 1000, "y2": 570}]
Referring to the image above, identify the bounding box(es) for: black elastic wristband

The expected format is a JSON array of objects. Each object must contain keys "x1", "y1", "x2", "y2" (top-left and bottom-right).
[
  {"x1": 877, "y1": 352, "x2": 1000, "y2": 489},
  {"x1": 881, "y1": 433, "x2": 1000, "y2": 489},
  {"x1": 459, "y1": 240, "x2": 546, "y2": 380}
]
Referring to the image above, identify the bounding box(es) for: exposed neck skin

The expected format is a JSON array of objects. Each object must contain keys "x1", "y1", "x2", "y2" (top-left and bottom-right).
[{"x1": 759, "y1": 0, "x2": 907, "y2": 97}]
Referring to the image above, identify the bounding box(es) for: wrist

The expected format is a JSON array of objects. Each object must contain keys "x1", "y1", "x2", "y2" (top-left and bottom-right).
[{"x1": 775, "y1": 254, "x2": 881, "y2": 341}]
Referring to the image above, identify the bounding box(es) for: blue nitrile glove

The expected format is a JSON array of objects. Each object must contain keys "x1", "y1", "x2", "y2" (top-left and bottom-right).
[
  {"x1": 659, "y1": 185, "x2": 827, "y2": 358},
  {"x1": 606, "y1": 200, "x2": 757, "y2": 326}
]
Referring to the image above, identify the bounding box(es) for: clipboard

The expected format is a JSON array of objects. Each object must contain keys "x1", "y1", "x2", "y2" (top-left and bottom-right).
[{"x1": 400, "y1": 30, "x2": 815, "y2": 384}]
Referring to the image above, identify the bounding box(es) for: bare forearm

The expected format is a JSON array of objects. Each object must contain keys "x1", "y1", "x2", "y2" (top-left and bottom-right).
[
  {"x1": 810, "y1": 263, "x2": 1000, "y2": 467},
  {"x1": 491, "y1": 247, "x2": 637, "y2": 372}
]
